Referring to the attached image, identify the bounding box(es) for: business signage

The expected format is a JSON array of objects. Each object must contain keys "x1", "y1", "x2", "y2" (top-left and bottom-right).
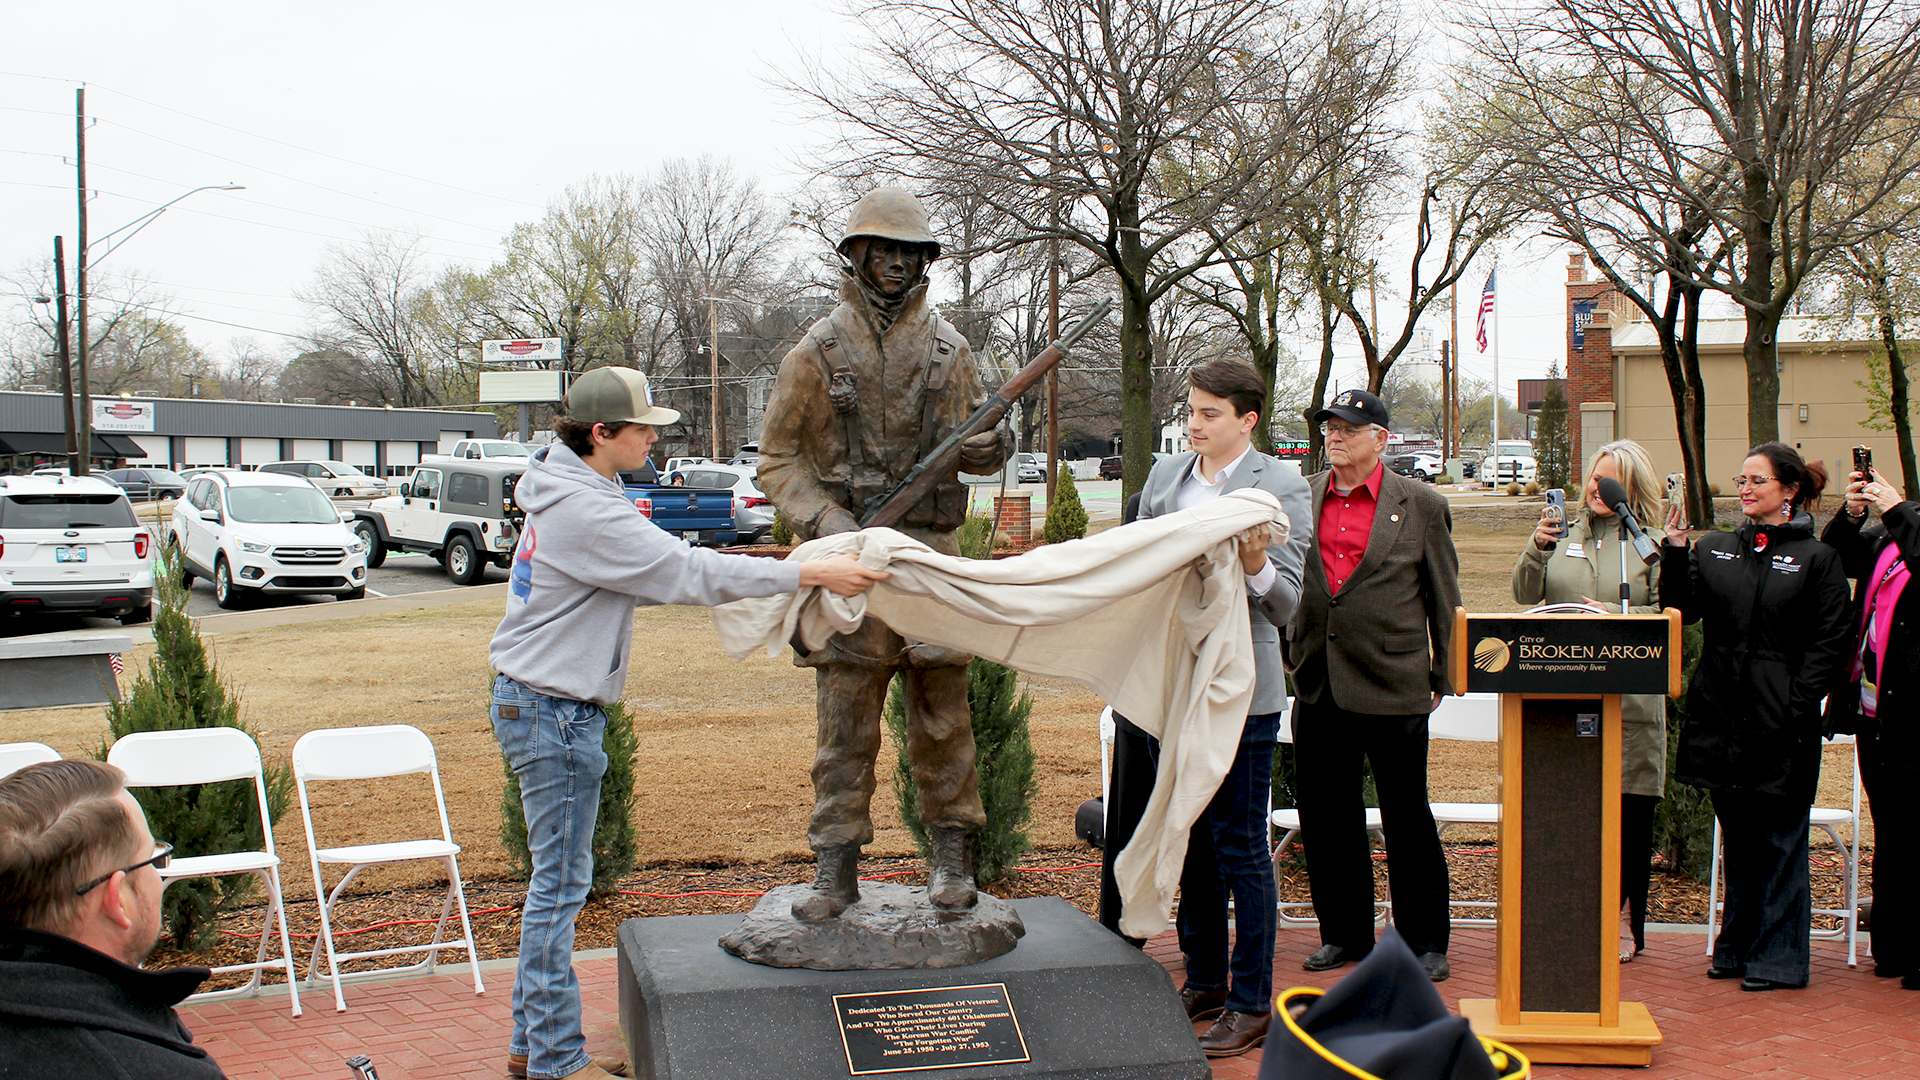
[
  {"x1": 1461, "y1": 612, "x2": 1678, "y2": 696},
  {"x1": 1572, "y1": 300, "x2": 1598, "y2": 348},
  {"x1": 91, "y1": 399, "x2": 156, "y2": 433},
  {"x1": 478, "y1": 370, "x2": 567, "y2": 403},
  {"x1": 481, "y1": 338, "x2": 563, "y2": 364}
]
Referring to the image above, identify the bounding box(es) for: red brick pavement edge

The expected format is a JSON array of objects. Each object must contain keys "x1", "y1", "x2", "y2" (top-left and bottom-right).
[{"x1": 181, "y1": 929, "x2": 1913, "y2": 1079}]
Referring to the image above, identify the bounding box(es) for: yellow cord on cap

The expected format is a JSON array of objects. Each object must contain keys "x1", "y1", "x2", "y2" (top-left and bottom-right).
[{"x1": 1271, "y1": 987, "x2": 1531, "y2": 1079}]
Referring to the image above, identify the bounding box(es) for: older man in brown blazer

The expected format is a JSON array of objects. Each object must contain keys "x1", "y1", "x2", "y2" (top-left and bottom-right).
[{"x1": 1283, "y1": 388, "x2": 1462, "y2": 981}]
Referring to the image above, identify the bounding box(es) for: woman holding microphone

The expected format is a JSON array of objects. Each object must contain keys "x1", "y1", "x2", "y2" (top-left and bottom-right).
[
  {"x1": 1513, "y1": 439, "x2": 1667, "y2": 962},
  {"x1": 1820, "y1": 460, "x2": 1920, "y2": 989},
  {"x1": 1661, "y1": 442, "x2": 1853, "y2": 991}
]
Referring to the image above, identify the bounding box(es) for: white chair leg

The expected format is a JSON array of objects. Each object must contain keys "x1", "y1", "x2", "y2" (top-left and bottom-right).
[
  {"x1": 263, "y1": 865, "x2": 302, "y2": 1017},
  {"x1": 310, "y1": 864, "x2": 368, "y2": 1012},
  {"x1": 1706, "y1": 818, "x2": 1724, "y2": 958},
  {"x1": 447, "y1": 856, "x2": 485, "y2": 995}
]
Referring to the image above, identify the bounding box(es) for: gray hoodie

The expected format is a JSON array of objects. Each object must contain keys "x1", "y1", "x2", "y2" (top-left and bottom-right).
[{"x1": 488, "y1": 443, "x2": 800, "y2": 705}]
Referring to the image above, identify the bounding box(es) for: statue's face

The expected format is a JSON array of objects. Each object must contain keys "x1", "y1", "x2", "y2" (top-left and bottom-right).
[{"x1": 861, "y1": 239, "x2": 927, "y2": 298}]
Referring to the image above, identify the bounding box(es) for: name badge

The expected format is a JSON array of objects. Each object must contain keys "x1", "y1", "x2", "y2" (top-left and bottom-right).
[{"x1": 1564, "y1": 543, "x2": 1584, "y2": 558}]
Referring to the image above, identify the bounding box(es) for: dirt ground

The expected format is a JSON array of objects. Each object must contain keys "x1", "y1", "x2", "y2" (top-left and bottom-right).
[{"x1": 2, "y1": 510, "x2": 1867, "y2": 914}]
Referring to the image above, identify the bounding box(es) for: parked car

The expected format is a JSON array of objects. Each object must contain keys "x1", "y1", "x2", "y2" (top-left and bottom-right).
[
  {"x1": 728, "y1": 443, "x2": 760, "y2": 467},
  {"x1": 1459, "y1": 455, "x2": 1479, "y2": 480},
  {"x1": 1481, "y1": 440, "x2": 1539, "y2": 487},
  {"x1": 1014, "y1": 452, "x2": 1044, "y2": 484},
  {"x1": 101, "y1": 471, "x2": 152, "y2": 503},
  {"x1": 1099, "y1": 455, "x2": 1124, "y2": 480},
  {"x1": 443, "y1": 438, "x2": 532, "y2": 461},
  {"x1": 0, "y1": 474, "x2": 154, "y2": 623},
  {"x1": 170, "y1": 471, "x2": 370, "y2": 608},
  {"x1": 675, "y1": 462, "x2": 776, "y2": 543},
  {"x1": 618, "y1": 467, "x2": 735, "y2": 547},
  {"x1": 662, "y1": 456, "x2": 713, "y2": 476},
  {"x1": 1388, "y1": 453, "x2": 1443, "y2": 482},
  {"x1": 256, "y1": 460, "x2": 389, "y2": 497},
  {"x1": 104, "y1": 467, "x2": 188, "y2": 501},
  {"x1": 350, "y1": 460, "x2": 526, "y2": 586}
]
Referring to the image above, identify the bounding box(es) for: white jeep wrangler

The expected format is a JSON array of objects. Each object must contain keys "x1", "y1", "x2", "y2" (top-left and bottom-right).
[{"x1": 349, "y1": 459, "x2": 526, "y2": 585}]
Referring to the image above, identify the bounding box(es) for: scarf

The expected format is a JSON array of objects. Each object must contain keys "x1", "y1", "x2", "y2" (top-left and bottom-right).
[{"x1": 1855, "y1": 541, "x2": 1911, "y2": 717}]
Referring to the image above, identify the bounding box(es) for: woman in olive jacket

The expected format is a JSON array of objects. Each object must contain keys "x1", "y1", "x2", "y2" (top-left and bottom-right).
[
  {"x1": 1660, "y1": 442, "x2": 1853, "y2": 991},
  {"x1": 1513, "y1": 439, "x2": 1666, "y2": 961},
  {"x1": 1820, "y1": 464, "x2": 1920, "y2": 989}
]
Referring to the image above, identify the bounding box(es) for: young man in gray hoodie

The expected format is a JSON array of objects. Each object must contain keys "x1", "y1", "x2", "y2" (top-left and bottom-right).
[{"x1": 489, "y1": 367, "x2": 886, "y2": 1080}]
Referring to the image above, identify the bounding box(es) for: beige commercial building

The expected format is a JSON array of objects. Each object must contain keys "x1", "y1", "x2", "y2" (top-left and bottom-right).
[{"x1": 1565, "y1": 254, "x2": 1894, "y2": 493}]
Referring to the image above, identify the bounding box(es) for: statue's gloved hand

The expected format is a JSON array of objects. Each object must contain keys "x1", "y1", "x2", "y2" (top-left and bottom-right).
[
  {"x1": 958, "y1": 426, "x2": 1010, "y2": 473},
  {"x1": 815, "y1": 507, "x2": 861, "y2": 536}
]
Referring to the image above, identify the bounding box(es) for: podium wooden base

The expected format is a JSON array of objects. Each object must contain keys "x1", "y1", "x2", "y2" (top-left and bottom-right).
[{"x1": 1458, "y1": 999, "x2": 1662, "y2": 1067}]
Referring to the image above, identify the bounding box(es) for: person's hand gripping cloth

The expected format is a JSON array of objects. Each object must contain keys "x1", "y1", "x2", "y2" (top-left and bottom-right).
[{"x1": 711, "y1": 486, "x2": 1290, "y2": 939}]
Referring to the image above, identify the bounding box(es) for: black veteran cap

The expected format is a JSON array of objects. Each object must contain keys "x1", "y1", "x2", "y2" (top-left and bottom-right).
[{"x1": 1313, "y1": 388, "x2": 1390, "y2": 430}]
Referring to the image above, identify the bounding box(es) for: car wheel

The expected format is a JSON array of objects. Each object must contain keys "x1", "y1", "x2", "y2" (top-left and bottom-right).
[
  {"x1": 119, "y1": 604, "x2": 152, "y2": 625},
  {"x1": 445, "y1": 535, "x2": 484, "y2": 586},
  {"x1": 212, "y1": 557, "x2": 250, "y2": 610},
  {"x1": 352, "y1": 520, "x2": 387, "y2": 568}
]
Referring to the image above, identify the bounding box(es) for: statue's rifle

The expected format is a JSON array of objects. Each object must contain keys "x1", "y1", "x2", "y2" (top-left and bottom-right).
[{"x1": 859, "y1": 297, "x2": 1112, "y2": 530}]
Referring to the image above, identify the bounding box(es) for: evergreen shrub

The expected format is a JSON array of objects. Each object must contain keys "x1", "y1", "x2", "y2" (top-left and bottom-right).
[
  {"x1": 501, "y1": 697, "x2": 640, "y2": 897},
  {"x1": 1654, "y1": 623, "x2": 1716, "y2": 881},
  {"x1": 956, "y1": 513, "x2": 994, "y2": 559},
  {"x1": 770, "y1": 512, "x2": 795, "y2": 548},
  {"x1": 101, "y1": 545, "x2": 292, "y2": 950},
  {"x1": 1041, "y1": 469, "x2": 1089, "y2": 544}
]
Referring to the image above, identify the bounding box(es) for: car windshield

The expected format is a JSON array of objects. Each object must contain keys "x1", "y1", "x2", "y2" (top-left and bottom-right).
[
  {"x1": 319, "y1": 461, "x2": 368, "y2": 477},
  {"x1": 0, "y1": 493, "x2": 137, "y2": 529},
  {"x1": 225, "y1": 485, "x2": 340, "y2": 524},
  {"x1": 487, "y1": 443, "x2": 531, "y2": 458},
  {"x1": 148, "y1": 469, "x2": 187, "y2": 484}
]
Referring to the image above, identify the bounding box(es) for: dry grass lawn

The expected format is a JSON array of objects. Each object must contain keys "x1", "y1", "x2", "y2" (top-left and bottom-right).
[{"x1": 1, "y1": 512, "x2": 1866, "y2": 905}]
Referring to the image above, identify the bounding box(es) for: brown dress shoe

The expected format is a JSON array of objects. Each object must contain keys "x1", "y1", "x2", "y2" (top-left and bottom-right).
[
  {"x1": 1179, "y1": 985, "x2": 1227, "y2": 1021},
  {"x1": 507, "y1": 1053, "x2": 630, "y2": 1078},
  {"x1": 1198, "y1": 1009, "x2": 1270, "y2": 1057}
]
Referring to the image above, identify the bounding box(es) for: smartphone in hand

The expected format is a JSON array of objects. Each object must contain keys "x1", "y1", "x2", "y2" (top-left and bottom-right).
[
  {"x1": 1854, "y1": 445, "x2": 1873, "y2": 482},
  {"x1": 1665, "y1": 472, "x2": 1684, "y2": 510},
  {"x1": 1544, "y1": 487, "x2": 1566, "y2": 551}
]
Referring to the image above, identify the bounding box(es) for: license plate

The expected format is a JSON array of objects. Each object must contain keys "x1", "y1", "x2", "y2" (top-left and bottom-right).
[
  {"x1": 682, "y1": 531, "x2": 701, "y2": 542},
  {"x1": 56, "y1": 546, "x2": 88, "y2": 563}
]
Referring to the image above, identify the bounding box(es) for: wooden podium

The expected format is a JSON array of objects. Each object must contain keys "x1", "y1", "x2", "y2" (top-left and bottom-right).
[{"x1": 1449, "y1": 607, "x2": 1679, "y2": 1066}]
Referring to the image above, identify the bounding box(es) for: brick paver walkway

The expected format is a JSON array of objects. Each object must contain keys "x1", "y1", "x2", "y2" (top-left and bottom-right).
[{"x1": 182, "y1": 928, "x2": 1913, "y2": 1078}]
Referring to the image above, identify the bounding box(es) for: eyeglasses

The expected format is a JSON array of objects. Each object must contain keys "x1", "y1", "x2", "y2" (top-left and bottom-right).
[
  {"x1": 74, "y1": 842, "x2": 173, "y2": 897},
  {"x1": 1731, "y1": 475, "x2": 1777, "y2": 489},
  {"x1": 1319, "y1": 421, "x2": 1375, "y2": 439}
]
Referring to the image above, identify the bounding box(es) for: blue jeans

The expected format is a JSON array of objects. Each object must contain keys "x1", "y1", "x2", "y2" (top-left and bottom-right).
[
  {"x1": 1712, "y1": 791, "x2": 1812, "y2": 985},
  {"x1": 1158, "y1": 711, "x2": 1280, "y2": 1015},
  {"x1": 492, "y1": 675, "x2": 608, "y2": 1080}
]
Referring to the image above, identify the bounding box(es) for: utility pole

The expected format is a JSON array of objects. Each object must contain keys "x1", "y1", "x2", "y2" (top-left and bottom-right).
[
  {"x1": 1449, "y1": 283, "x2": 1460, "y2": 462},
  {"x1": 1439, "y1": 337, "x2": 1451, "y2": 463},
  {"x1": 74, "y1": 87, "x2": 92, "y2": 477},
  {"x1": 53, "y1": 238, "x2": 78, "y2": 473},
  {"x1": 708, "y1": 296, "x2": 722, "y2": 459}
]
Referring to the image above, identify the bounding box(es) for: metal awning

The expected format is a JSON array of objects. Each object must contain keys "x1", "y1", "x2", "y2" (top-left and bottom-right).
[{"x1": 0, "y1": 432, "x2": 147, "y2": 458}]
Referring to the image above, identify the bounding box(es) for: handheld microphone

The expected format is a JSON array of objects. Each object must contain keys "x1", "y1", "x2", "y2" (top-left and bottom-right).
[{"x1": 1596, "y1": 477, "x2": 1661, "y2": 566}]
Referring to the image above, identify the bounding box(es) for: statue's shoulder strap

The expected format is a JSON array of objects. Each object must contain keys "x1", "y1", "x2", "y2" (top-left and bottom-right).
[
  {"x1": 812, "y1": 310, "x2": 864, "y2": 468},
  {"x1": 920, "y1": 315, "x2": 967, "y2": 456}
]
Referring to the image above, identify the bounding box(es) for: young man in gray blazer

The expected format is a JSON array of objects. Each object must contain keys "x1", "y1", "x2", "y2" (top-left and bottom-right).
[
  {"x1": 1283, "y1": 389, "x2": 1462, "y2": 981},
  {"x1": 1101, "y1": 357, "x2": 1313, "y2": 1057}
]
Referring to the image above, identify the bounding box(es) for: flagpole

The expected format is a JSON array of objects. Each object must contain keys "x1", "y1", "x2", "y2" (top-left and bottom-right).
[{"x1": 1492, "y1": 259, "x2": 1499, "y2": 486}]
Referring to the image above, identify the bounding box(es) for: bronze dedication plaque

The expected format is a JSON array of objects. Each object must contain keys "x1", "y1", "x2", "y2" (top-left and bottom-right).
[{"x1": 834, "y1": 983, "x2": 1030, "y2": 1075}]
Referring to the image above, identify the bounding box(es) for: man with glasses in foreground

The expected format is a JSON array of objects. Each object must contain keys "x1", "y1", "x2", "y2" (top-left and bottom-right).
[
  {"x1": 0, "y1": 759, "x2": 227, "y2": 1078},
  {"x1": 1284, "y1": 389, "x2": 1462, "y2": 982}
]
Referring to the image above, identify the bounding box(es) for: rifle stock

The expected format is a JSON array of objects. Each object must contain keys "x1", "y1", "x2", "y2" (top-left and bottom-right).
[{"x1": 859, "y1": 298, "x2": 1112, "y2": 530}]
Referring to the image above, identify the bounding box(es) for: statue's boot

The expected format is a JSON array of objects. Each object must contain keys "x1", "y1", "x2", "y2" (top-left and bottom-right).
[
  {"x1": 928, "y1": 826, "x2": 978, "y2": 911},
  {"x1": 792, "y1": 844, "x2": 861, "y2": 922}
]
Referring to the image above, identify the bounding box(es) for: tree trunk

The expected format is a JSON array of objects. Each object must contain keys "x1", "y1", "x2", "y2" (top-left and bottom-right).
[
  {"x1": 1881, "y1": 311, "x2": 1918, "y2": 499},
  {"x1": 1681, "y1": 286, "x2": 1711, "y2": 526},
  {"x1": 1304, "y1": 293, "x2": 1338, "y2": 475},
  {"x1": 1743, "y1": 304, "x2": 1783, "y2": 446}
]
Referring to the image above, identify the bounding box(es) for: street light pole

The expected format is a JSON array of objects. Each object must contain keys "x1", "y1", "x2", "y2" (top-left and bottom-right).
[{"x1": 708, "y1": 296, "x2": 722, "y2": 459}]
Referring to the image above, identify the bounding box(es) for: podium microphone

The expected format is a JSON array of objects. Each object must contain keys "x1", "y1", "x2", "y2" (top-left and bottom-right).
[{"x1": 1595, "y1": 476, "x2": 1661, "y2": 568}]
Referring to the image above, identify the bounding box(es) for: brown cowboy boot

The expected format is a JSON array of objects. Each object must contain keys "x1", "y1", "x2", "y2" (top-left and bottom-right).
[
  {"x1": 791, "y1": 844, "x2": 861, "y2": 922},
  {"x1": 927, "y1": 826, "x2": 978, "y2": 911}
]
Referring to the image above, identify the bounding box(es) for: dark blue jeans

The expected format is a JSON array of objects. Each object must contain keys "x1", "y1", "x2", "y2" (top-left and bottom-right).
[
  {"x1": 1712, "y1": 791, "x2": 1811, "y2": 986},
  {"x1": 1159, "y1": 711, "x2": 1280, "y2": 1015}
]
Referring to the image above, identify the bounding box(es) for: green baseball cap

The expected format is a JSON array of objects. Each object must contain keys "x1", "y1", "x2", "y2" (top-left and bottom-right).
[{"x1": 565, "y1": 367, "x2": 680, "y2": 426}]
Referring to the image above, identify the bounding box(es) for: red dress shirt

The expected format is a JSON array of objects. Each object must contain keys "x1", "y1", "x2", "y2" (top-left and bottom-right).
[{"x1": 1319, "y1": 462, "x2": 1383, "y2": 594}]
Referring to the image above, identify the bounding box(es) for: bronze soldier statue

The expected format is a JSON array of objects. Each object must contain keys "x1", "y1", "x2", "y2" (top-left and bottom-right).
[{"x1": 757, "y1": 188, "x2": 1009, "y2": 922}]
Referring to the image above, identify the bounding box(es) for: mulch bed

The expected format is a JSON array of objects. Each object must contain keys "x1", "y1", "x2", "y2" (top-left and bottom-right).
[{"x1": 154, "y1": 840, "x2": 1865, "y2": 992}]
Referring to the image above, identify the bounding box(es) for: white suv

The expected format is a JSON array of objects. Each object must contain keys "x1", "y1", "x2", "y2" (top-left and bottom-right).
[
  {"x1": 170, "y1": 472, "x2": 370, "y2": 608},
  {"x1": 0, "y1": 475, "x2": 154, "y2": 624},
  {"x1": 256, "y1": 460, "x2": 389, "y2": 497}
]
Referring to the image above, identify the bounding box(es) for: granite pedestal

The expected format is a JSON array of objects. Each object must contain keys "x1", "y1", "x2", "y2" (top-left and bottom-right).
[{"x1": 617, "y1": 897, "x2": 1208, "y2": 1080}]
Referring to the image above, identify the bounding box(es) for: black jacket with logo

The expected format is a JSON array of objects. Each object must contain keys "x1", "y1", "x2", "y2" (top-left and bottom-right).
[
  {"x1": 1661, "y1": 513, "x2": 1853, "y2": 802},
  {"x1": 0, "y1": 926, "x2": 225, "y2": 1079}
]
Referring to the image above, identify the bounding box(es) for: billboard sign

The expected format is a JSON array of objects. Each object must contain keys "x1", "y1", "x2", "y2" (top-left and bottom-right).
[
  {"x1": 92, "y1": 399, "x2": 156, "y2": 433},
  {"x1": 482, "y1": 338, "x2": 563, "y2": 365},
  {"x1": 478, "y1": 370, "x2": 567, "y2": 403}
]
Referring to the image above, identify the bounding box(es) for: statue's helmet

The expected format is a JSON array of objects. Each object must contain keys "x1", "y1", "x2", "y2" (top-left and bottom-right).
[{"x1": 836, "y1": 187, "x2": 941, "y2": 262}]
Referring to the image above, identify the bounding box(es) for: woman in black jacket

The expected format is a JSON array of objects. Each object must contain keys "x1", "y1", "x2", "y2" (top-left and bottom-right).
[
  {"x1": 1661, "y1": 442, "x2": 1854, "y2": 990},
  {"x1": 1820, "y1": 463, "x2": 1920, "y2": 989}
]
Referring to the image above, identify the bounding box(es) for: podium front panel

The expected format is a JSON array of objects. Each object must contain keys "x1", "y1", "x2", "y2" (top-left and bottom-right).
[{"x1": 1518, "y1": 697, "x2": 1604, "y2": 1013}]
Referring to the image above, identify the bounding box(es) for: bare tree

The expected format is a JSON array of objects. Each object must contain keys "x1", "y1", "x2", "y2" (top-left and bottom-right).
[
  {"x1": 297, "y1": 231, "x2": 443, "y2": 407},
  {"x1": 789, "y1": 0, "x2": 1342, "y2": 494},
  {"x1": 220, "y1": 337, "x2": 283, "y2": 402},
  {"x1": 1472, "y1": 0, "x2": 1920, "y2": 448}
]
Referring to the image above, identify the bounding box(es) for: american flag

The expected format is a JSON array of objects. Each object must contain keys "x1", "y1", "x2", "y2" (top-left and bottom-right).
[{"x1": 1476, "y1": 270, "x2": 1496, "y2": 353}]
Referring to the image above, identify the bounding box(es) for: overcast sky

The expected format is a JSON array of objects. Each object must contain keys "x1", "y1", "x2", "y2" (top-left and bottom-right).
[{"x1": 2, "y1": 0, "x2": 1575, "y2": 412}]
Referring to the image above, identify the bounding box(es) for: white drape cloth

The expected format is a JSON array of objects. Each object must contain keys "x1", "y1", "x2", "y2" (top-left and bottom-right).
[{"x1": 709, "y1": 487, "x2": 1290, "y2": 939}]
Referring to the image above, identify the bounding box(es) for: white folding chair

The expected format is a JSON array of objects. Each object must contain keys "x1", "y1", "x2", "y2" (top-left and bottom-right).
[
  {"x1": 1270, "y1": 704, "x2": 1392, "y2": 927},
  {"x1": 0, "y1": 742, "x2": 61, "y2": 779},
  {"x1": 1427, "y1": 694, "x2": 1503, "y2": 928},
  {"x1": 1099, "y1": 707, "x2": 1116, "y2": 805},
  {"x1": 1706, "y1": 734, "x2": 1863, "y2": 967},
  {"x1": 107, "y1": 728, "x2": 301, "y2": 1016},
  {"x1": 292, "y1": 724, "x2": 483, "y2": 1011}
]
